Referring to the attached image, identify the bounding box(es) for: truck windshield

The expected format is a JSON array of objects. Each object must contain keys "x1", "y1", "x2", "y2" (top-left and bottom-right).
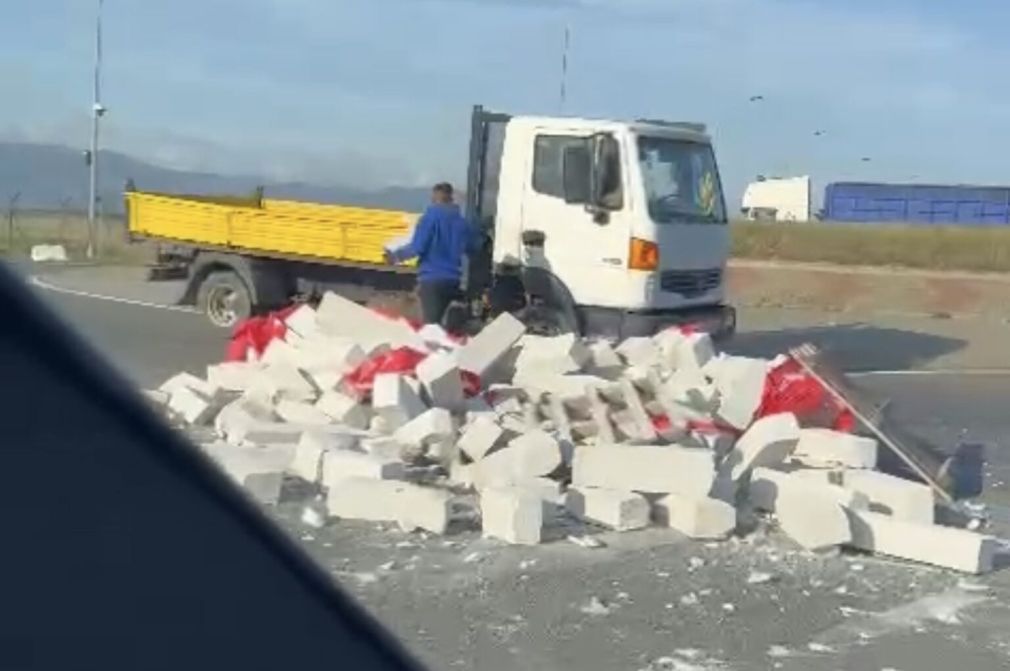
[{"x1": 637, "y1": 136, "x2": 726, "y2": 224}]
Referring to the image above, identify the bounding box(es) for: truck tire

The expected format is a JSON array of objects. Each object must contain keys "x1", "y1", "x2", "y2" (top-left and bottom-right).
[
  {"x1": 197, "y1": 271, "x2": 252, "y2": 329},
  {"x1": 517, "y1": 303, "x2": 575, "y2": 336}
]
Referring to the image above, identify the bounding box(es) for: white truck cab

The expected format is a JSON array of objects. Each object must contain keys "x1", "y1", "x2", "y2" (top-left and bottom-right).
[{"x1": 466, "y1": 106, "x2": 735, "y2": 340}]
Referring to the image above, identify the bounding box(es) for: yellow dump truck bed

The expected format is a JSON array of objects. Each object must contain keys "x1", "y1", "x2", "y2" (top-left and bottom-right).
[{"x1": 126, "y1": 191, "x2": 418, "y2": 266}]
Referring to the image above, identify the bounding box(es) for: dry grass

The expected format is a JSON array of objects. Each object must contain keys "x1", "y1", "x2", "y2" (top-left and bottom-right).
[
  {"x1": 0, "y1": 211, "x2": 154, "y2": 265},
  {"x1": 731, "y1": 221, "x2": 1010, "y2": 273}
]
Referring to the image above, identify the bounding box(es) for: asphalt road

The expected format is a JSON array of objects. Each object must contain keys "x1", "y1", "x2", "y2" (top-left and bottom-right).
[{"x1": 20, "y1": 264, "x2": 1010, "y2": 670}]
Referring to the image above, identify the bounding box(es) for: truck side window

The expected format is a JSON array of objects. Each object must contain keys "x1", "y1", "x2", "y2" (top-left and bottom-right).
[{"x1": 532, "y1": 135, "x2": 588, "y2": 199}]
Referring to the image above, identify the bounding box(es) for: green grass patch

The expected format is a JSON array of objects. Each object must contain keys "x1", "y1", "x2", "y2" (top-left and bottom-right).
[{"x1": 732, "y1": 221, "x2": 1010, "y2": 273}]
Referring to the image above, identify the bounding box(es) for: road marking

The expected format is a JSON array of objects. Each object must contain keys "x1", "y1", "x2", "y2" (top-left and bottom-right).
[
  {"x1": 30, "y1": 275, "x2": 200, "y2": 314},
  {"x1": 851, "y1": 369, "x2": 1010, "y2": 378}
]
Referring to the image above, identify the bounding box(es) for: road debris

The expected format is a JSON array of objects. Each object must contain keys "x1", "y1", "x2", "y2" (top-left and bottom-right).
[{"x1": 154, "y1": 296, "x2": 1005, "y2": 575}]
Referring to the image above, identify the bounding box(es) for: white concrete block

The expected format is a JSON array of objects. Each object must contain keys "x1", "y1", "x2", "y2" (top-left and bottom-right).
[
  {"x1": 315, "y1": 291, "x2": 422, "y2": 350},
  {"x1": 315, "y1": 391, "x2": 371, "y2": 429},
  {"x1": 655, "y1": 330, "x2": 715, "y2": 372},
  {"x1": 289, "y1": 429, "x2": 357, "y2": 483},
  {"x1": 448, "y1": 459, "x2": 476, "y2": 488},
  {"x1": 722, "y1": 413, "x2": 800, "y2": 482},
  {"x1": 712, "y1": 357, "x2": 768, "y2": 430},
  {"x1": 206, "y1": 362, "x2": 263, "y2": 392},
  {"x1": 303, "y1": 368, "x2": 343, "y2": 395},
  {"x1": 283, "y1": 303, "x2": 319, "y2": 339},
  {"x1": 457, "y1": 415, "x2": 505, "y2": 461},
  {"x1": 616, "y1": 336, "x2": 660, "y2": 368},
  {"x1": 513, "y1": 476, "x2": 563, "y2": 503},
  {"x1": 214, "y1": 396, "x2": 274, "y2": 437},
  {"x1": 618, "y1": 379, "x2": 658, "y2": 443},
  {"x1": 168, "y1": 386, "x2": 228, "y2": 425},
  {"x1": 260, "y1": 338, "x2": 300, "y2": 366},
  {"x1": 661, "y1": 366, "x2": 718, "y2": 412},
  {"x1": 480, "y1": 487, "x2": 543, "y2": 545},
  {"x1": 159, "y1": 371, "x2": 218, "y2": 399},
  {"x1": 202, "y1": 442, "x2": 295, "y2": 505},
  {"x1": 586, "y1": 341, "x2": 624, "y2": 380},
  {"x1": 326, "y1": 478, "x2": 451, "y2": 534},
  {"x1": 572, "y1": 444, "x2": 716, "y2": 497},
  {"x1": 845, "y1": 509, "x2": 999, "y2": 574},
  {"x1": 842, "y1": 470, "x2": 935, "y2": 524},
  {"x1": 514, "y1": 333, "x2": 590, "y2": 376},
  {"x1": 565, "y1": 487, "x2": 650, "y2": 531},
  {"x1": 254, "y1": 363, "x2": 318, "y2": 403},
  {"x1": 392, "y1": 408, "x2": 455, "y2": 454},
  {"x1": 142, "y1": 389, "x2": 170, "y2": 406},
  {"x1": 372, "y1": 373, "x2": 427, "y2": 429},
  {"x1": 652, "y1": 493, "x2": 736, "y2": 539},
  {"x1": 512, "y1": 372, "x2": 611, "y2": 404},
  {"x1": 361, "y1": 434, "x2": 404, "y2": 460},
  {"x1": 776, "y1": 480, "x2": 853, "y2": 550},
  {"x1": 30, "y1": 243, "x2": 67, "y2": 263},
  {"x1": 474, "y1": 430, "x2": 561, "y2": 486},
  {"x1": 488, "y1": 385, "x2": 526, "y2": 415},
  {"x1": 416, "y1": 352, "x2": 465, "y2": 410},
  {"x1": 749, "y1": 468, "x2": 868, "y2": 513},
  {"x1": 292, "y1": 338, "x2": 366, "y2": 375},
  {"x1": 274, "y1": 399, "x2": 332, "y2": 426},
  {"x1": 457, "y1": 312, "x2": 526, "y2": 381},
  {"x1": 792, "y1": 429, "x2": 878, "y2": 469},
  {"x1": 321, "y1": 448, "x2": 406, "y2": 484}
]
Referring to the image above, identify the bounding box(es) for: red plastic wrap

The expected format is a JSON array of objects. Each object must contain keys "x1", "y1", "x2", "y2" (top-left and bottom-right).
[
  {"x1": 224, "y1": 306, "x2": 298, "y2": 362},
  {"x1": 343, "y1": 347, "x2": 429, "y2": 397},
  {"x1": 756, "y1": 357, "x2": 854, "y2": 432}
]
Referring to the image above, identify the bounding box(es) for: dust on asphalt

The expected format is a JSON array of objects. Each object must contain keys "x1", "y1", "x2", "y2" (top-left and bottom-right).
[{"x1": 22, "y1": 263, "x2": 1010, "y2": 670}]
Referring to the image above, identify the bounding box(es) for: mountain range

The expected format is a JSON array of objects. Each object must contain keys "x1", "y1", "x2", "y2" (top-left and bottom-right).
[{"x1": 0, "y1": 142, "x2": 431, "y2": 214}]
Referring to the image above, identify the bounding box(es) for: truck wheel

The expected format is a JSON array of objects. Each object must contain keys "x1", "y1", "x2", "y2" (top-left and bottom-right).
[
  {"x1": 517, "y1": 304, "x2": 574, "y2": 336},
  {"x1": 198, "y1": 271, "x2": 252, "y2": 329}
]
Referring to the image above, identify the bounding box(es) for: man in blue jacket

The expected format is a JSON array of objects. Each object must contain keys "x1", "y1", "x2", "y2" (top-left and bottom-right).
[{"x1": 386, "y1": 182, "x2": 480, "y2": 326}]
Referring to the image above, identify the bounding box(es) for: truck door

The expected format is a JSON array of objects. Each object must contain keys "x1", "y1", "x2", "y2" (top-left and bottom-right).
[{"x1": 520, "y1": 130, "x2": 632, "y2": 309}]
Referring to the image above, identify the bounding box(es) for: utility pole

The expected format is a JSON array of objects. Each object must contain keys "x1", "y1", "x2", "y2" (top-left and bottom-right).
[
  {"x1": 86, "y1": 0, "x2": 107, "y2": 259},
  {"x1": 559, "y1": 24, "x2": 570, "y2": 113}
]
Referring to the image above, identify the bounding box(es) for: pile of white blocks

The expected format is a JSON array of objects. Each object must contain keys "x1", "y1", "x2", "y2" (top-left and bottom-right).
[{"x1": 150, "y1": 292, "x2": 1002, "y2": 574}]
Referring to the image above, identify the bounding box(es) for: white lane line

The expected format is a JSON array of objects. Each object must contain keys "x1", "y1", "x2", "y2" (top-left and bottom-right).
[
  {"x1": 30, "y1": 275, "x2": 200, "y2": 314},
  {"x1": 851, "y1": 369, "x2": 1010, "y2": 378}
]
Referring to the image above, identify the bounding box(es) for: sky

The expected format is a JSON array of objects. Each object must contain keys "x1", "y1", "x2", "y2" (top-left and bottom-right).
[{"x1": 5, "y1": 0, "x2": 1010, "y2": 203}]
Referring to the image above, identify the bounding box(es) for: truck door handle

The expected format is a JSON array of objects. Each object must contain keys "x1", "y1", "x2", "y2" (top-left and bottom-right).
[{"x1": 602, "y1": 257, "x2": 621, "y2": 266}]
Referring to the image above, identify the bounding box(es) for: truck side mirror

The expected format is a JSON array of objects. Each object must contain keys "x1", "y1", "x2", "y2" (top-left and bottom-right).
[{"x1": 562, "y1": 145, "x2": 591, "y2": 205}]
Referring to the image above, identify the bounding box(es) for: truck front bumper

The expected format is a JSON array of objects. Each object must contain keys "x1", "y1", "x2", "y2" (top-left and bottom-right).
[{"x1": 577, "y1": 303, "x2": 737, "y2": 342}]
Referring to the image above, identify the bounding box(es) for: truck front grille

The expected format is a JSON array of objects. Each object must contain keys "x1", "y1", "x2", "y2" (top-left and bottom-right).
[{"x1": 660, "y1": 268, "x2": 722, "y2": 298}]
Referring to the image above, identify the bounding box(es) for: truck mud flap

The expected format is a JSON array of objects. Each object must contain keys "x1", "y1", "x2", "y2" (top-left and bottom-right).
[{"x1": 791, "y1": 343, "x2": 956, "y2": 503}]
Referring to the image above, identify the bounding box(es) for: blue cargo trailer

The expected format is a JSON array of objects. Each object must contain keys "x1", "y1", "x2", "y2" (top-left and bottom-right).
[{"x1": 823, "y1": 182, "x2": 1010, "y2": 225}]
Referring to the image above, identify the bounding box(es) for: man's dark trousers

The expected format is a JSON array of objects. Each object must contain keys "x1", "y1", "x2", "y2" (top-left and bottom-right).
[{"x1": 418, "y1": 279, "x2": 460, "y2": 325}]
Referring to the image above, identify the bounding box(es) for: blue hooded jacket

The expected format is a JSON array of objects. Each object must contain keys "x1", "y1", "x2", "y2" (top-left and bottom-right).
[{"x1": 391, "y1": 203, "x2": 479, "y2": 283}]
